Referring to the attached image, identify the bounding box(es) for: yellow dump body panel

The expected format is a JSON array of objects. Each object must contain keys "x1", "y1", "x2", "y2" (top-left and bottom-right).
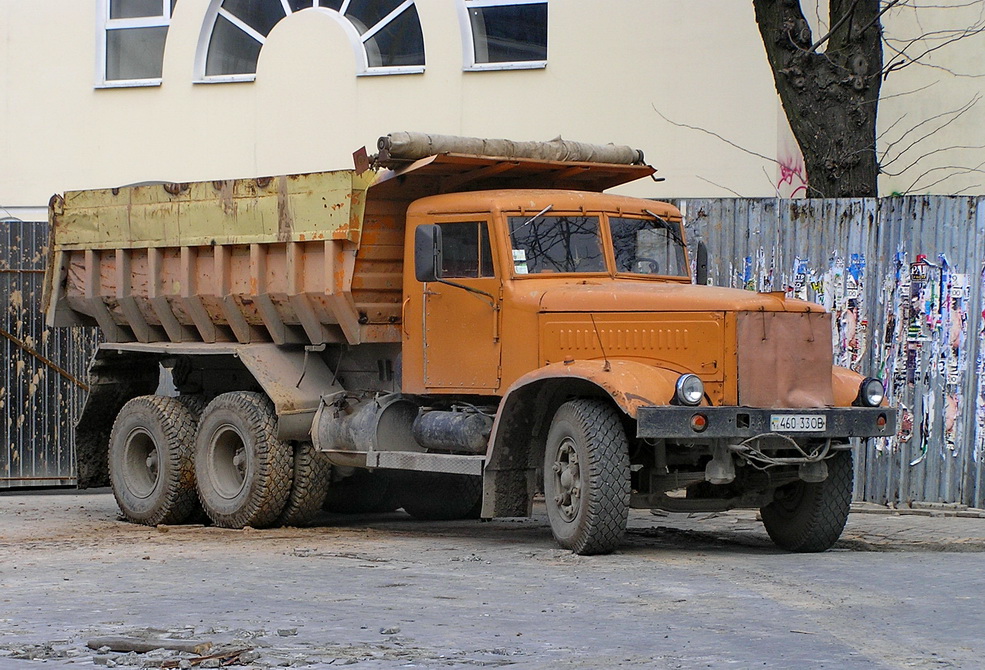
[{"x1": 44, "y1": 170, "x2": 401, "y2": 345}]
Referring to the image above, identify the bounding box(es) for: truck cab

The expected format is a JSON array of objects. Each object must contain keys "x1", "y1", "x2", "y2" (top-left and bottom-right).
[
  {"x1": 402, "y1": 190, "x2": 690, "y2": 395},
  {"x1": 396, "y1": 185, "x2": 892, "y2": 554}
]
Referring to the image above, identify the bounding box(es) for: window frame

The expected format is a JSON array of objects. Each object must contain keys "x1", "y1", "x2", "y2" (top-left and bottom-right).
[
  {"x1": 194, "y1": 0, "x2": 426, "y2": 84},
  {"x1": 458, "y1": 0, "x2": 547, "y2": 72},
  {"x1": 96, "y1": 0, "x2": 174, "y2": 88},
  {"x1": 606, "y1": 214, "x2": 690, "y2": 280},
  {"x1": 507, "y1": 212, "x2": 607, "y2": 278},
  {"x1": 436, "y1": 220, "x2": 496, "y2": 279}
]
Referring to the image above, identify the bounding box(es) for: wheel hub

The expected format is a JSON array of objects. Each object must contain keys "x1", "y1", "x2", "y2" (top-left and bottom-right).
[
  {"x1": 551, "y1": 438, "x2": 581, "y2": 522},
  {"x1": 123, "y1": 428, "x2": 160, "y2": 499},
  {"x1": 210, "y1": 424, "x2": 249, "y2": 499}
]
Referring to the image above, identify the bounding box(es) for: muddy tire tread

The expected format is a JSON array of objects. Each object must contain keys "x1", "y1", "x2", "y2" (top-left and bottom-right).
[
  {"x1": 195, "y1": 392, "x2": 292, "y2": 529},
  {"x1": 109, "y1": 395, "x2": 199, "y2": 526},
  {"x1": 277, "y1": 442, "x2": 332, "y2": 527},
  {"x1": 761, "y1": 450, "x2": 853, "y2": 553},
  {"x1": 545, "y1": 399, "x2": 630, "y2": 556}
]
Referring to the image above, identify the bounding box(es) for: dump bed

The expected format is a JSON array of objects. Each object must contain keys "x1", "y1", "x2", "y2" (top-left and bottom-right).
[
  {"x1": 44, "y1": 170, "x2": 398, "y2": 346},
  {"x1": 44, "y1": 135, "x2": 655, "y2": 346}
]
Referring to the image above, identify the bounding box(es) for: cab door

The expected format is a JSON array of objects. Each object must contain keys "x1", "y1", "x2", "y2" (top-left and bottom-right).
[{"x1": 423, "y1": 220, "x2": 501, "y2": 390}]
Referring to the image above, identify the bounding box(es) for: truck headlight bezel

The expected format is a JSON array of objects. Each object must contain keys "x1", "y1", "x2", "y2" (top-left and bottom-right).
[
  {"x1": 675, "y1": 374, "x2": 705, "y2": 406},
  {"x1": 857, "y1": 377, "x2": 885, "y2": 407}
]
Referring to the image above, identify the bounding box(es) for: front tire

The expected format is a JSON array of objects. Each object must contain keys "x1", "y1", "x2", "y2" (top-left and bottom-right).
[
  {"x1": 543, "y1": 399, "x2": 630, "y2": 555},
  {"x1": 760, "y1": 450, "x2": 853, "y2": 552},
  {"x1": 194, "y1": 392, "x2": 292, "y2": 529},
  {"x1": 108, "y1": 396, "x2": 199, "y2": 526}
]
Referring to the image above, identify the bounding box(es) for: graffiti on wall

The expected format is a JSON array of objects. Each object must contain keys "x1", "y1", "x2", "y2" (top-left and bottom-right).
[{"x1": 776, "y1": 150, "x2": 808, "y2": 199}]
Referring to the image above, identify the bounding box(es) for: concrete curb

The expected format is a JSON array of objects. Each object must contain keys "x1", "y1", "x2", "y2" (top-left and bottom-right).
[{"x1": 851, "y1": 501, "x2": 985, "y2": 518}]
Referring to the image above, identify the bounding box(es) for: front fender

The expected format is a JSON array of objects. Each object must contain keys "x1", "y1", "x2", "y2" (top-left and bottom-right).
[
  {"x1": 503, "y1": 359, "x2": 681, "y2": 420},
  {"x1": 481, "y1": 359, "x2": 681, "y2": 518}
]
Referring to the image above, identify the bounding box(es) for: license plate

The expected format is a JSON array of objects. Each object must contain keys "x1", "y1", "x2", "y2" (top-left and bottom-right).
[{"x1": 770, "y1": 414, "x2": 827, "y2": 432}]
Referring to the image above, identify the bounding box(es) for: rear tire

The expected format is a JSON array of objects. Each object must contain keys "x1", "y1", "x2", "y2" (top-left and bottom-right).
[
  {"x1": 396, "y1": 472, "x2": 482, "y2": 521},
  {"x1": 543, "y1": 399, "x2": 630, "y2": 555},
  {"x1": 760, "y1": 450, "x2": 853, "y2": 552},
  {"x1": 277, "y1": 442, "x2": 331, "y2": 527},
  {"x1": 323, "y1": 469, "x2": 401, "y2": 514},
  {"x1": 108, "y1": 396, "x2": 198, "y2": 526},
  {"x1": 194, "y1": 392, "x2": 292, "y2": 529}
]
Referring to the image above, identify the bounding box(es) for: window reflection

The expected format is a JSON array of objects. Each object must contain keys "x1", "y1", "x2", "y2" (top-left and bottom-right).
[
  {"x1": 468, "y1": 3, "x2": 547, "y2": 64},
  {"x1": 203, "y1": 0, "x2": 425, "y2": 77},
  {"x1": 509, "y1": 215, "x2": 605, "y2": 274},
  {"x1": 610, "y1": 216, "x2": 687, "y2": 277}
]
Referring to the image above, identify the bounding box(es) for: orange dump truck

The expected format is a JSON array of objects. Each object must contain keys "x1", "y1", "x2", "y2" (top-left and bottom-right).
[{"x1": 43, "y1": 132, "x2": 894, "y2": 554}]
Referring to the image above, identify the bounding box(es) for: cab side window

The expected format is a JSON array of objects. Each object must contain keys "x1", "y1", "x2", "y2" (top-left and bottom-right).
[{"x1": 438, "y1": 221, "x2": 495, "y2": 278}]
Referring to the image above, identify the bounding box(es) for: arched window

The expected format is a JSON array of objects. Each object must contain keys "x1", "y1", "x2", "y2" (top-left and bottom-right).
[{"x1": 196, "y1": 0, "x2": 425, "y2": 82}]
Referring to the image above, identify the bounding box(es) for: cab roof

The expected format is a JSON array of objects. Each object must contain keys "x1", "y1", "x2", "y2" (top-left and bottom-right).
[{"x1": 407, "y1": 189, "x2": 681, "y2": 220}]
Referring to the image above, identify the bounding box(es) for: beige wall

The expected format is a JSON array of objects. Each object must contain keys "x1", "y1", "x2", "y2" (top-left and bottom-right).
[
  {"x1": 1, "y1": 1, "x2": 982, "y2": 213},
  {"x1": 0, "y1": 0, "x2": 785, "y2": 212},
  {"x1": 877, "y1": 3, "x2": 985, "y2": 196}
]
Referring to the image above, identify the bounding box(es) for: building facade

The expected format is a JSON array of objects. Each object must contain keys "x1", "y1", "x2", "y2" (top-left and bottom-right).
[{"x1": 2, "y1": 1, "x2": 983, "y2": 222}]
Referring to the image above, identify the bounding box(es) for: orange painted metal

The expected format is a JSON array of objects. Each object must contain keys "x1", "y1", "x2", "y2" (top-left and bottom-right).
[
  {"x1": 497, "y1": 359, "x2": 684, "y2": 421},
  {"x1": 832, "y1": 365, "x2": 867, "y2": 407}
]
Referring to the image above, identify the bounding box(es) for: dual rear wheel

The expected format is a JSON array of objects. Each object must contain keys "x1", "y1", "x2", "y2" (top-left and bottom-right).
[{"x1": 108, "y1": 391, "x2": 329, "y2": 529}]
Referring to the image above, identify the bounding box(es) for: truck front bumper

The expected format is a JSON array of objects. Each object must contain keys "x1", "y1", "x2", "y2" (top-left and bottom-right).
[{"x1": 636, "y1": 406, "x2": 895, "y2": 440}]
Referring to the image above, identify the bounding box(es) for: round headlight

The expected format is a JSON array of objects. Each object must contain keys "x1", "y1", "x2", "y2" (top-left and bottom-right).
[
  {"x1": 675, "y1": 374, "x2": 704, "y2": 406},
  {"x1": 858, "y1": 377, "x2": 885, "y2": 407}
]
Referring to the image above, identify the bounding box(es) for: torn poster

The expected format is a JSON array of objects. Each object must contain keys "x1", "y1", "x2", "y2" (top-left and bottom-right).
[
  {"x1": 976, "y1": 265, "x2": 985, "y2": 464},
  {"x1": 939, "y1": 258, "x2": 969, "y2": 456},
  {"x1": 788, "y1": 257, "x2": 810, "y2": 301}
]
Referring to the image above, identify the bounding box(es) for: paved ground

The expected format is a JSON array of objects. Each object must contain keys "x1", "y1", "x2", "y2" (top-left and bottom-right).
[{"x1": 2, "y1": 489, "x2": 985, "y2": 669}]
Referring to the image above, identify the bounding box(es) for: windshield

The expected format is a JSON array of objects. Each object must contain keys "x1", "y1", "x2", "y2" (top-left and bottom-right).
[
  {"x1": 610, "y1": 216, "x2": 688, "y2": 277},
  {"x1": 508, "y1": 214, "x2": 606, "y2": 274}
]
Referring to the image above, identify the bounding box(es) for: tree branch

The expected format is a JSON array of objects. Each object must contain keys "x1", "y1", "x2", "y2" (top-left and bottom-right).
[
  {"x1": 808, "y1": 0, "x2": 862, "y2": 53},
  {"x1": 652, "y1": 107, "x2": 779, "y2": 165}
]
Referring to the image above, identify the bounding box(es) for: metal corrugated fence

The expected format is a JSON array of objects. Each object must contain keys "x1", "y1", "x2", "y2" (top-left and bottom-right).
[
  {"x1": 675, "y1": 196, "x2": 985, "y2": 508},
  {"x1": 4, "y1": 200, "x2": 984, "y2": 505},
  {"x1": 1, "y1": 219, "x2": 97, "y2": 488}
]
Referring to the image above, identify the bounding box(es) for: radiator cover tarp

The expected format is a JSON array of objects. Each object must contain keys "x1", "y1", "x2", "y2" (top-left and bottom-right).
[{"x1": 736, "y1": 310, "x2": 835, "y2": 408}]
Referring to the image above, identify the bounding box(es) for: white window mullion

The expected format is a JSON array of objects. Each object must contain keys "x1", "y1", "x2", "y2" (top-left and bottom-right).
[
  {"x1": 106, "y1": 16, "x2": 169, "y2": 30},
  {"x1": 338, "y1": 0, "x2": 351, "y2": 16},
  {"x1": 218, "y1": 7, "x2": 268, "y2": 44},
  {"x1": 280, "y1": 0, "x2": 293, "y2": 17},
  {"x1": 468, "y1": 0, "x2": 544, "y2": 6},
  {"x1": 361, "y1": 0, "x2": 413, "y2": 42}
]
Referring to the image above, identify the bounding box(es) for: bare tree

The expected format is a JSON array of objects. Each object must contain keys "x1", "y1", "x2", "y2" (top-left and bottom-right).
[
  {"x1": 753, "y1": 0, "x2": 985, "y2": 197},
  {"x1": 753, "y1": 0, "x2": 888, "y2": 197}
]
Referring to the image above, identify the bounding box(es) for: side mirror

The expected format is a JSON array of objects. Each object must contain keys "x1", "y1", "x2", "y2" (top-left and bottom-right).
[
  {"x1": 695, "y1": 240, "x2": 709, "y2": 286},
  {"x1": 414, "y1": 224, "x2": 443, "y2": 283}
]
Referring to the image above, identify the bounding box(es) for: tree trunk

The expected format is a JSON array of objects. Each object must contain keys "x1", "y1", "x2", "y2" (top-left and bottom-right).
[{"x1": 753, "y1": 0, "x2": 883, "y2": 197}]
